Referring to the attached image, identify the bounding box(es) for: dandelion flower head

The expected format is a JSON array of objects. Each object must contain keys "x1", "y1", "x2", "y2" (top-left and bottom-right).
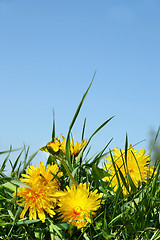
[
  {"x1": 40, "y1": 136, "x2": 62, "y2": 153},
  {"x1": 57, "y1": 183, "x2": 101, "y2": 231},
  {"x1": 61, "y1": 135, "x2": 87, "y2": 156},
  {"x1": 13, "y1": 162, "x2": 63, "y2": 222},
  {"x1": 40, "y1": 135, "x2": 87, "y2": 156},
  {"x1": 103, "y1": 144, "x2": 154, "y2": 195}
]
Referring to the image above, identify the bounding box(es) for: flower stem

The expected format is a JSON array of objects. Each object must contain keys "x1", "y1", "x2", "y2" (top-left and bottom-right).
[{"x1": 57, "y1": 156, "x2": 78, "y2": 187}]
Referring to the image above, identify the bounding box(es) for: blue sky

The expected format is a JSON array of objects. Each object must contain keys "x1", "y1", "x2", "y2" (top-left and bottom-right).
[{"x1": 0, "y1": 0, "x2": 160, "y2": 170}]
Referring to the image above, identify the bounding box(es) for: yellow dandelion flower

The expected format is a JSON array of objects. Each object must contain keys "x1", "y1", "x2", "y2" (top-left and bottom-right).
[
  {"x1": 103, "y1": 144, "x2": 154, "y2": 195},
  {"x1": 47, "y1": 136, "x2": 62, "y2": 152},
  {"x1": 61, "y1": 135, "x2": 87, "y2": 156},
  {"x1": 57, "y1": 183, "x2": 101, "y2": 231},
  {"x1": 13, "y1": 162, "x2": 64, "y2": 222},
  {"x1": 40, "y1": 135, "x2": 87, "y2": 157},
  {"x1": 40, "y1": 136, "x2": 62, "y2": 153}
]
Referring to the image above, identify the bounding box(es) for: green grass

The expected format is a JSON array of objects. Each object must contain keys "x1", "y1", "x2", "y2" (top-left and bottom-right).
[
  {"x1": 0, "y1": 79, "x2": 159, "y2": 239},
  {"x1": 0, "y1": 142, "x2": 159, "y2": 240}
]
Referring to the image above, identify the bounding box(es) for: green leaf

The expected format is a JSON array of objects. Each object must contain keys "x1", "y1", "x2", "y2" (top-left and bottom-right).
[
  {"x1": 56, "y1": 223, "x2": 69, "y2": 230},
  {"x1": 61, "y1": 158, "x2": 77, "y2": 186},
  {"x1": 3, "y1": 179, "x2": 28, "y2": 192},
  {"x1": 48, "y1": 220, "x2": 63, "y2": 239},
  {"x1": 75, "y1": 144, "x2": 86, "y2": 165},
  {"x1": 8, "y1": 207, "x2": 23, "y2": 236},
  {"x1": 108, "y1": 212, "x2": 123, "y2": 226},
  {"x1": 2, "y1": 182, "x2": 17, "y2": 192},
  {"x1": 92, "y1": 164, "x2": 110, "y2": 180},
  {"x1": 47, "y1": 154, "x2": 57, "y2": 165},
  {"x1": 15, "y1": 219, "x2": 41, "y2": 225},
  {"x1": 65, "y1": 134, "x2": 71, "y2": 164}
]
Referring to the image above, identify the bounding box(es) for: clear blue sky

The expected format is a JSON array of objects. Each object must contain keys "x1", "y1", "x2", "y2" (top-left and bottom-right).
[{"x1": 0, "y1": 0, "x2": 160, "y2": 169}]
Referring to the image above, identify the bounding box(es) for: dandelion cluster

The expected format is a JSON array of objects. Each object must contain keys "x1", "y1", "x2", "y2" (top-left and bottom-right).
[
  {"x1": 13, "y1": 136, "x2": 156, "y2": 237},
  {"x1": 7, "y1": 81, "x2": 158, "y2": 239},
  {"x1": 14, "y1": 139, "x2": 156, "y2": 232},
  {"x1": 14, "y1": 142, "x2": 101, "y2": 231}
]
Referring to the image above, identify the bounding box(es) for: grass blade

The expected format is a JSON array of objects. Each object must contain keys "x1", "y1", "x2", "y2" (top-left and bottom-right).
[
  {"x1": 11, "y1": 149, "x2": 24, "y2": 175},
  {"x1": 52, "y1": 109, "x2": 56, "y2": 141},
  {"x1": 85, "y1": 116, "x2": 114, "y2": 150},
  {"x1": 65, "y1": 73, "x2": 95, "y2": 161},
  {"x1": 0, "y1": 152, "x2": 10, "y2": 172},
  {"x1": 19, "y1": 150, "x2": 39, "y2": 177},
  {"x1": 81, "y1": 118, "x2": 86, "y2": 140}
]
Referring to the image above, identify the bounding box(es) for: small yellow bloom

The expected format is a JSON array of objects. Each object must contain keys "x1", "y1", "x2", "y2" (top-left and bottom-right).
[
  {"x1": 40, "y1": 136, "x2": 62, "y2": 153},
  {"x1": 61, "y1": 135, "x2": 87, "y2": 156},
  {"x1": 13, "y1": 162, "x2": 63, "y2": 222},
  {"x1": 40, "y1": 135, "x2": 87, "y2": 156},
  {"x1": 103, "y1": 144, "x2": 155, "y2": 195},
  {"x1": 57, "y1": 183, "x2": 101, "y2": 231}
]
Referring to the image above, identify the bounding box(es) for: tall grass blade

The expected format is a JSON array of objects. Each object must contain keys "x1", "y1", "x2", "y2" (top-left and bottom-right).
[
  {"x1": 68, "y1": 73, "x2": 95, "y2": 134},
  {"x1": 125, "y1": 133, "x2": 128, "y2": 164},
  {"x1": 116, "y1": 164, "x2": 129, "y2": 194},
  {"x1": 85, "y1": 116, "x2": 114, "y2": 149},
  {"x1": 81, "y1": 118, "x2": 86, "y2": 140},
  {"x1": 8, "y1": 207, "x2": 22, "y2": 237},
  {"x1": 23, "y1": 145, "x2": 30, "y2": 170},
  {"x1": 65, "y1": 134, "x2": 71, "y2": 164},
  {"x1": 0, "y1": 146, "x2": 22, "y2": 172},
  {"x1": 131, "y1": 150, "x2": 143, "y2": 181},
  {"x1": 19, "y1": 150, "x2": 39, "y2": 177},
  {"x1": 0, "y1": 146, "x2": 22, "y2": 155},
  {"x1": 109, "y1": 188, "x2": 122, "y2": 227},
  {"x1": 11, "y1": 149, "x2": 24, "y2": 175},
  {"x1": 52, "y1": 109, "x2": 55, "y2": 141},
  {"x1": 86, "y1": 138, "x2": 113, "y2": 165},
  {"x1": 65, "y1": 73, "x2": 95, "y2": 161},
  {"x1": 109, "y1": 150, "x2": 121, "y2": 188},
  {"x1": 0, "y1": 152, "x2": 10, "y2": 172},
  {"x1": 127, "y1": 170, "x2": 137, "y2": 193}
]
